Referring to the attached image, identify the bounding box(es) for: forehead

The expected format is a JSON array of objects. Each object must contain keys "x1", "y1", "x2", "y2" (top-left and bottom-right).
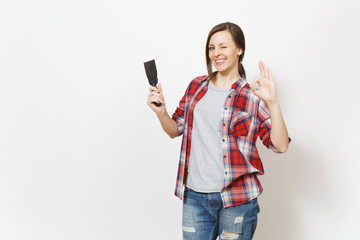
[{"x1": 209, "y1": 30, "x2": 234, "y2": 45}]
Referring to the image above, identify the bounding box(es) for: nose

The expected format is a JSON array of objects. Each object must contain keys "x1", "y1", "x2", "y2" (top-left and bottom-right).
[{"x1": 214, "y1": 47, "x2": 221, "y2": 57}]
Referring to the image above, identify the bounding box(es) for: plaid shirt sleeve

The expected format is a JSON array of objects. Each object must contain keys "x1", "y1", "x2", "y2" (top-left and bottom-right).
[
  {"x1": 257, "y1": 99, "x2": 291, "y2": 153},
  {"x1": 171, "y1": 84, "x2": 190, "y2": 136}
]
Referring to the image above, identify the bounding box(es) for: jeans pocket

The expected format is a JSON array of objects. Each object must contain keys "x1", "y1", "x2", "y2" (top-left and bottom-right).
[{"x1": 252, "y1": 198, "x2": 260, "y2": 215}]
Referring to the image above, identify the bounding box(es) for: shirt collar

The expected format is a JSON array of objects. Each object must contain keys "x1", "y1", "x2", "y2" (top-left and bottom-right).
[
  {"x1": 202, "y1": 73, "x2": 248, "y2": 92},
  {"x1": 231, "y1": 76, "x2": 248, "y2": 91}
]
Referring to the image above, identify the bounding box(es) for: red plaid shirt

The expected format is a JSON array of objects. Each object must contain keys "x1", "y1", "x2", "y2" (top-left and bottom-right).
[{"x1": 172, "y1": 75, "x2": 287, "y2": 208}]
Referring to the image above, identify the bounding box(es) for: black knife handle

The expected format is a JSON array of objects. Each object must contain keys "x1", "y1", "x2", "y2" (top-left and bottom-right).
[{"x1": 144, "y1": 60, "x2": 162, "y2": 107}]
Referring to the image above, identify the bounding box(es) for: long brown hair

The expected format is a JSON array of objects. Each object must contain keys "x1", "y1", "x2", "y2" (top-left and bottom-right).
[{"x1": 205, "y1": 22, "x2": 246, "y2": 79}]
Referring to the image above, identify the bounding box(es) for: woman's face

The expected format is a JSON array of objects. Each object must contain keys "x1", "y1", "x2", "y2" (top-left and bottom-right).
[{"x1": 208, "y1": 30, "x2": 242, "y2": 75}]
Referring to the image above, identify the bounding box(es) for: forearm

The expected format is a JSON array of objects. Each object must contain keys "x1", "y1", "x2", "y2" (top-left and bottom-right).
[
  {"x1": 267, "y1": 101, "x2": 289, "y2": 153},
  {"x1": 156, "y1": 110, "x2": 179, "y2": 139}
]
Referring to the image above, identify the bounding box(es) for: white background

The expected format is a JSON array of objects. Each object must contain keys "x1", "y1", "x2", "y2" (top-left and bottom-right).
[{"x1": 0, "y1": 0, "x2": 359, "y2": 239}]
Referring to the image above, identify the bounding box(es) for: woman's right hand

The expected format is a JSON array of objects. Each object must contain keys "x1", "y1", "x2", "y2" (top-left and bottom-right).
[{"x1": 147, "y1": 83, "x2": 166, "y2": 116}]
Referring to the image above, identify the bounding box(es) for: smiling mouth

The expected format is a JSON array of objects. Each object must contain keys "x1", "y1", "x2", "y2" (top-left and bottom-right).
[{"x1": 214, "y1": 59, "x2": 226, "y2": 65}]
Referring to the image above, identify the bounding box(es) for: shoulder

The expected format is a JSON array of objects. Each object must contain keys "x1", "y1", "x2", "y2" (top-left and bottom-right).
[
  {"x1": 190, "y1": 75, "x2": 209, "y2": 84},
  {"x1": 184, "y1": 75, "x2": 209, "y2": 91}
]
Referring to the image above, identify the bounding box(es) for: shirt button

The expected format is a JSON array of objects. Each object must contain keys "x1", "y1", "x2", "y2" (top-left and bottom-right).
[
  {"x1": 223, "y1": 123, "x2": 226, "y2": 126},
  {"x1": 222, "y1": 139, "x2": 225, "y2": 142},
  {"x1": 225, "y1": 107, "x2": 228, "y2": 110},
  {"x1": 225, "y1": 172, "x2": 228, "y2": 175},
  {"x1": 223, "y1": 155, "x2": 226, "y2": 158}
]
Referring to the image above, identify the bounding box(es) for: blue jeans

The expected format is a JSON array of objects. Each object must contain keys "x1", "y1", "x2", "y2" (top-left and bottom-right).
[{"x1": 182, "y1": 188, "x2": 260, "y2": 240}]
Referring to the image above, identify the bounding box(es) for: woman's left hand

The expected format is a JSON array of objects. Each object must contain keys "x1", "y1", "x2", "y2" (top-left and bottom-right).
[{"x1": 250, "y1": 60, "x2": 278, "y2": 105}]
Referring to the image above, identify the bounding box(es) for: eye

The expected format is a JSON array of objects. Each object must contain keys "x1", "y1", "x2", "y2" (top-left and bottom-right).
[
  {"x1": 221, "y1": 46, "x2": 227, "y2": 48},
  {"x1": 208, "y1": 46, "x2": 214, "y2": 50}
]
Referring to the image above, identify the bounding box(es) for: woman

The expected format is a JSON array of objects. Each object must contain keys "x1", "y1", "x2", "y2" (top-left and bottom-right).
[{"x1": 147, "y1": 22, "x2": 290, "y2": 240}]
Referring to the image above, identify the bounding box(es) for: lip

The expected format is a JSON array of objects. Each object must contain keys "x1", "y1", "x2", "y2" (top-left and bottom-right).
[{"x1": 214, "y1": 58, "x2": 226, "y2": 66}]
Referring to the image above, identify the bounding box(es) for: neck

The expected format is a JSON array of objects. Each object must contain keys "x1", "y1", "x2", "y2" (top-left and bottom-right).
[{"x1": 212, "y1": 69, "x2": 241, "y2": 88}]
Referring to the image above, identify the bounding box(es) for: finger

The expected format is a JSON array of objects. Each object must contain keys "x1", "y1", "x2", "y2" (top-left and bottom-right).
[
  {"x1": 151, "y1": 95, "x2": 165, "y2": 105},
  {"x1": 151, "y1": 91, "x2": 161, "y2": 98},
  {"x1": 250, "y1": 84, "x2": 259, "y2": 94},
  {"x1": 262, "y1": 61, "x2": 269, "y2": 80},
  {"x1": 147, "y1": 95, "x2": 154, "y2": 106},
  {"x1": 147, "y1": 95, "x2": 158, "y2": 106},
  {"x1": 149, "y1": 85, "x2": 160, "y2": 94},
  {"x1": 149, "y1": 85, "x2": 156, "y2": 91},
  {"x1": 259, "y1": 61, "x2": 266, "y2": 80},
  {"x1": 157, "y1": 83, "x2": 164, "y2": 98},
  {"x1": 148, "y1": 91, "x2": 161, "y2": 102},
  {"x1": 267, "y1": 67, "x2": 273, "y2": 82},
  {"x1": 149, "y1": 92, "x2": 163, "y2": 101},
  {"x1": 251, "y1": 77, "x2": 261, "y2": 90},
  {"x1": 152, "y1": 85, "x2": 163, "y2": 99},
  {"x1": 250, "y1": 84, "x2": 257, "y2": 93}
]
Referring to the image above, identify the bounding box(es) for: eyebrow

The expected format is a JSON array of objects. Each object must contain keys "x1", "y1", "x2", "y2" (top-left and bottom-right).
[{"x1": 208, "y1": 42, "x2": 226, "y2": 46}]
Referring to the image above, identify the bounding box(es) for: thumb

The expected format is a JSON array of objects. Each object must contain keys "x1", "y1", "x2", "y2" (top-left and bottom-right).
[
  {"x1": 251, "y1": 78, "x2": 260, "y2": 90},
  {"x1": 158, "y1": 83, "x2": 164, "y2": 97},
  {"x1": 250, "y1": 78, "x2": 261, "y2": 94},
  {"x1": 250, "y1": 85, "x2": 257, "y2": 94}
]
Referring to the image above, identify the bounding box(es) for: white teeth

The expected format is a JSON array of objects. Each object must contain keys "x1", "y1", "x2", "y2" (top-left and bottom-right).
[{"x1": 216, "y1": 59, "x2": 225, "y2": 63}]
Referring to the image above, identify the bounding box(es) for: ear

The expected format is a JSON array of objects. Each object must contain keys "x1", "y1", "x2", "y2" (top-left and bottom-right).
[{"x1": 237, "y1": 49, "x2": 243, "y2": 56}]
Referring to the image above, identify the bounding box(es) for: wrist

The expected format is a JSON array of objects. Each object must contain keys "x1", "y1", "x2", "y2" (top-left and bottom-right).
[
  {"x1": 266, "y1": 99, "x2": 280, "y2": 109},
  {"x1": 156, "y1": 109, "x2": 168, "y2": 118}
]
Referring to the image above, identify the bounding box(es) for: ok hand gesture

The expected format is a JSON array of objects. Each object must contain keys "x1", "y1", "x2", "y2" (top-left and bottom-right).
[{"x1": 250, "y1": 61, "x2": 278, "y2": 105}]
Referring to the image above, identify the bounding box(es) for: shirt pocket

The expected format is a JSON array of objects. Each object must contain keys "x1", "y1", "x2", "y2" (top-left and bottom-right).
[{"x1": 229, "y1": 111, "x2": 253, "y2": 137}]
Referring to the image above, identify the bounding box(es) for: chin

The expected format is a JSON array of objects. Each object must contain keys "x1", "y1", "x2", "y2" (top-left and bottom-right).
[
  {"x1": 216, "y1": 68, "x2": 228, "y2": 73},
  {"x1": 214, "y1": 65, "x2": 225, "y2": 72}
]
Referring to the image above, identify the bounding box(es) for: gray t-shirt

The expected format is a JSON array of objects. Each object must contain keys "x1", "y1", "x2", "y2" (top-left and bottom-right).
[{"x1": 186, "y1": 81, "x2": 231, "y2": 193}]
